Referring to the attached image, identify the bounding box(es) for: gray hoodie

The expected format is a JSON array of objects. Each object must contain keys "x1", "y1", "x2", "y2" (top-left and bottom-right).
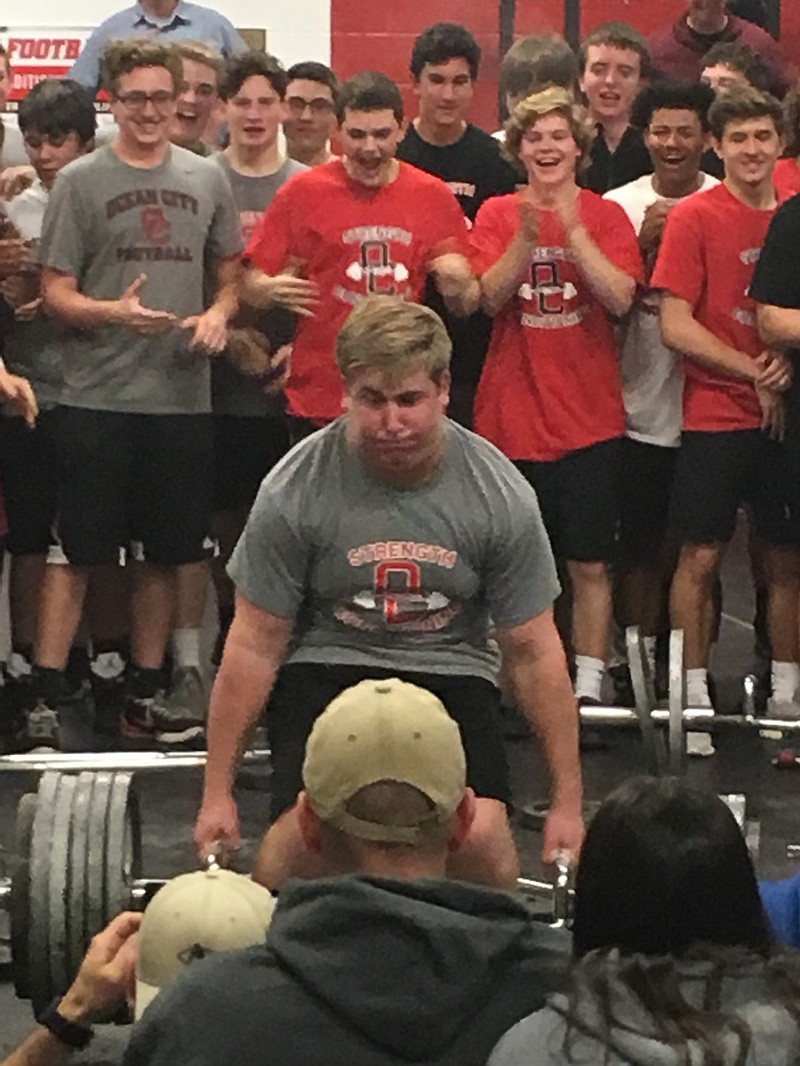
[
  {"x1": 124, "y1": 874, "x2": 571, "y2": 1066},
  {"x1": 488, "y1": 955, "x2": 800, "y2": 1066}
]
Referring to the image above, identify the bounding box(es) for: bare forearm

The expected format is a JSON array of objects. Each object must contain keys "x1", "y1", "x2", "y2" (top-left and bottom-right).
[
  {"x1": 242, "y1": 267, "x2": 274, "y2": 309},
  {"x1": 662, "y1": 306, "x2": 758, "y2": 382},
  {"x1": 758, "y1": 304, "x2": 800, "y2": 349},
  {"x1": 204, "y1": 639, "x2": 283, "y2": 801},
  {"x1": 2, "y1": 1029, "x2": 74, "y2": 1066},
  {"x1": 506, "y1": 650, "x2": 582, "y2": 811},
  {"x1": 480, "y1": 234, "x2": 532, "y2": 316},
  {"x1": 43, "y1": 286, "x2": 121, "y2": 329},
  {"x1": 209, "y1": 260, "x2": 242, "y2": 321},
  {"x1": 568, "y1": 225, "x2": 635, "y2": 317}
]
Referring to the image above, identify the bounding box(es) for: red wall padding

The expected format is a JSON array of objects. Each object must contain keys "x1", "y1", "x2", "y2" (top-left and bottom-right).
[{"x1": 331, "y1": 1, "x2": 800, "y2": 132}]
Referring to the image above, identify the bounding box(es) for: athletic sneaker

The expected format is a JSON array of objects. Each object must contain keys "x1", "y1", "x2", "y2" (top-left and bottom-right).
[
  {"x1": 23, "y1": 700, "x2": 61, "y2": 752},
  {"x1": 119, "y1": 692, "x2": 157, "y2": 739},
  {"x1": 152, "y1": 666, "x2": 207, "y2": 745}
]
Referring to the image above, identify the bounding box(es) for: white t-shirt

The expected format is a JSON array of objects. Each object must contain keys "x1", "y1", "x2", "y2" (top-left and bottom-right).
[{"x1": 604, "y1": 171, "x2": 719, "y2": 448}]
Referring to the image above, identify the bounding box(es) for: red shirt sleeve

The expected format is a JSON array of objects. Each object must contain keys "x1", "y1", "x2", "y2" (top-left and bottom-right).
[
  {"x1": 650, "y1": 199, "x2": 704, "y2": 307},
  {"x1": 243, "y1": 181, "x2": 295, "y2": 273},
  {"x1": 590, "y1": 197, "x2": 643, "y2": 283},
  {"x1": 469, "y1": 196, "x2": 517, "y2": 276},
  {"x1": 423, "y1": 183, "x2": 471, "y2": 261}
]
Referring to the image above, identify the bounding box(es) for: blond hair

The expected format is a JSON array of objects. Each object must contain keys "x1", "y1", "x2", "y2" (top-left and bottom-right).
[
  {"x1": 503, "y1": 85, "x2": 596, "y2": 171},
  {"x1": 173, "y1": 40, "x2": 223, "y2": 79},
  {"x1": 102, "y1": 39, "x2": 183, "y2": 96},
  {"x1": 336, "y1": 296, "x2": 451, "y2": 385}
]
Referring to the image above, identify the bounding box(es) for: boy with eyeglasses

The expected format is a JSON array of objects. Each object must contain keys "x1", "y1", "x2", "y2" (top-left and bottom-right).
[
  {"x1": 283, "y1": 61, "x2": 339, "y2": 168},
  {"x1": 25, "y1": 39, "x2": 241, "y2": 750}
]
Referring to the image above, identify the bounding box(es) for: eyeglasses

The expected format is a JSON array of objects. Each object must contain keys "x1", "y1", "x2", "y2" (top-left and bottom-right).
[
  {"x1": 114, "y1": 90, "x2": 176, "y2": 110},
  {"x1": 287, "y1": 95, "x2": 334, "y2": 116}
]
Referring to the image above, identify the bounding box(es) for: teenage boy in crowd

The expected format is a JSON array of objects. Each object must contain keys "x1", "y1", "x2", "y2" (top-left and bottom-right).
[
  {"x1": 651, "y1": 87, "x2": 797, "y2": 717},
  {"x1": 0, "y1": 80, "x2": 130, "y2": 748},
  {"x1": 494, "y1": 33, "x2": 579, "y2": 140},
  {"x1": 170, "y1": 40, "x2": 222, "y2": 154},
  {"x1": 283, "y1": 61, "x2": 339, "y2": 168},
  {"x1": 242, "y1": 71, "x2": 477, "y2": 437},
  {"x1": 578, "y1": 22, "x2": 653, "y2": 194},
  {"x1": 470, "y1": 87, "x2": 642, "y2": 709},
  {"x1": 25, "y1": 40, "x2": 241, "y2": 750},
  {"x1": 210, "y1": 50, "x2": 306, "y2": 661},
  {"x1": 649, "y1": 0, "x2": 796, "y2": 98},
  {"x1": 397, "y1": 23, "x2": 518, "y2": 427},
  {"x1": 604, "y1": 81, "x2": 718, "y2": 705}
]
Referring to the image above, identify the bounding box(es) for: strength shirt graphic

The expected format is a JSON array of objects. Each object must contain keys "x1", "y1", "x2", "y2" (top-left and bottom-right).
[
  {"x1": 244, "y1": 160, "x2": 469, "y2": 423},
  {"x1": 228, "y1": 420, "x2": 560, "y2": 683}
]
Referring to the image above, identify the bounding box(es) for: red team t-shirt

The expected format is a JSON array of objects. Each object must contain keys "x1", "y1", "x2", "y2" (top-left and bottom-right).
[
  {"x1": 772, "y1": 158, "x2": 800, "y2": 202},
  {"x1": 470, "y1": 190, "x2": 642, "y2": 462},
  {"x1": 650, "y1": 183, "x2": 777, "y2": 432},
  {"x1": 244, "y1": 160, "x2": 469, "y2": 422}
]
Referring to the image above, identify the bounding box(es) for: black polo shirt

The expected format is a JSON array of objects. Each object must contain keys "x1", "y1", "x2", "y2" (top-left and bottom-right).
[{"x1": 582, "y1": 123, "x2": 653, "y2": 194}]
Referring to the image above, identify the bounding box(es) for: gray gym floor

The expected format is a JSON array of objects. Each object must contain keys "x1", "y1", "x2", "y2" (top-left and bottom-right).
[{"x1": 1, "y1": 513, "x2": 799, "y2": 1062}]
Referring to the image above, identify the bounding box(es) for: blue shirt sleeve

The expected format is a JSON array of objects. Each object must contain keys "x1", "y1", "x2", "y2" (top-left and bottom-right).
[
  {"x1": 68, "y1": 25, "x2": 110, "y2": 93},
  {"x1": 759, "y1": 872, "x2": 800, "y2": 949}
]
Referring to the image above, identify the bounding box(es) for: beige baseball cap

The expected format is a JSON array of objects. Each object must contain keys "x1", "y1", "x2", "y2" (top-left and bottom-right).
[
  {"x1": 302, "y1": 677, "x2": 467, "y2": 845},
  {"x1": 135, "y1": 868, "x2": 276, "y2": 1019}
]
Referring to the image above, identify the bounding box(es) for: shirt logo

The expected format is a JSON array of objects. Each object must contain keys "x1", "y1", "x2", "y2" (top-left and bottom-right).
[{"x1": 140, "y1": 206, "x2": 171, "y2": 245}]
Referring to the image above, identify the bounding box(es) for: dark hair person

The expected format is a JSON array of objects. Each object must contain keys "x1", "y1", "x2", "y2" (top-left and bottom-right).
[{"x1": 489, "y1": 777, "x2": 800, "y2": 1066}]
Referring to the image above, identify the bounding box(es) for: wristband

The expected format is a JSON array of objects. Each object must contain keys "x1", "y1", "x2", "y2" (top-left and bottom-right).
[{"x1": 37, "y1": 997, "x2": 94, "y2": 1050}]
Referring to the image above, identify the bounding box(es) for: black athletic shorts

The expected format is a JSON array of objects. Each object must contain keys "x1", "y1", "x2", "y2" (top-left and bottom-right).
[
  {"x1": 618, "y1": 437, "x2": 678, "y2": 562},
  {"x1": 515, "y1": 437, "x2": 621, "y2": 563},
  {"x1": 265, "y1": 662, "x2": 510, "y2": 822},
  {"x1": 0, "y1": 409, "x2": 59, "y2": 555},
  {"x1": 213, "y1": 414, "x2": 289, "y2": 513},
  {"x1": 51, "y1": 407, "x2": 214, "y2": 567},
  {"x1": 669, "y1": 430, "x2": 793, "y2": 545}
]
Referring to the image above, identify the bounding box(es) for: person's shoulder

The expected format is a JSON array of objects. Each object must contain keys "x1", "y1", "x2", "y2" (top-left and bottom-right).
[
  {"x1": 486, "y1": 1002, "x2": 569, "y2": 1066},
  {"x1": 399, "y1": 159, "x2": 447, "y2": 185},
  {"x1": 89, "y1": 3, "x2": 137, "y2": 32},
  {"x1": 180, "y1": 0, "x2": 237, "y2": 25},
  {"x1": 581, "y1": 188, "x2": 633, "y2": 222},
  {"x1": 169, "y1": 144, "x2": 220, "y2": 173},
  {"x1": 261, "y1": 421, "x2": 345, "y2": 497},
  {"x1": 283, "y1": 159, "x2": 310, "y2": 180},
  {"x1": 667, "y1": 181, "x2": 726, "y2": 223},
  {"x1": 648, "y1": 15, "x2": 683, "y2": 48},
  {"x1": 53, "y1": 148, "x2": 108, "y2": 187},
  {"x1": 464, "y1": 123, "x2": 509, "y2": 153},
  {"x1": 732, "y1": 14, "x2": 783, "y2": 48},
  {"x1": 603, "y1": 173, "x2": 655, "y2": 207},
  {"x1": 448, "y1": 423, "x2": 539, "y2": 497}
]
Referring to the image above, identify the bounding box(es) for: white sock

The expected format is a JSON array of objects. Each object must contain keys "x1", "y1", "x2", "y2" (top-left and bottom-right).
[
  {"x1": 771, "y1": 661, "x2": 800, "y2": 702},
  {"x1": 686, "y1": 668, "x2": 711, "y2": 708},
  {"x1": 172, "y1": 628, "x2": 201, "y2": 671},
  {"x1": 643, "y1": 635, "x2": 657, "y2": 676},
  {"x1": 575, "y1": 655, "x2": 604, "y2": 702}
]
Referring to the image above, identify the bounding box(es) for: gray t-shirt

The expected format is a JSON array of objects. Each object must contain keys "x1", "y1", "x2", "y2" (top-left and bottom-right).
[
  {"x1": 228, "y1": 419, "x2": 560, "y2": 682},
  {"x1": 38, "y1": 144, "x2": 242, "y2": 415},
  {"x1": 212, "y1": 154, "x2": 307, "y2": 418},
  {"x1": 2, "y1": 181, "x2": 62, "y2": 407}
]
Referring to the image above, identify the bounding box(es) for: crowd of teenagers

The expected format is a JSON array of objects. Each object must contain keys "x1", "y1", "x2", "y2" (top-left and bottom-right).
[{"x1": 2, "y1": 1, "x2": 800, "y2": 1063}]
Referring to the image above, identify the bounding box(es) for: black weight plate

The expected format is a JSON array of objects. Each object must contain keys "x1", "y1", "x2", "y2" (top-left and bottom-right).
[
  {"x1": 47, "y1": 774, "x2": 76, "y2": 999},
  {"x1": 66, "y1": 772, "x2": 95, "y2": 984},
  {"x1": 29, "y1": 772, "x2": 61, "y2": 1014},
  {"x1": 10, "y1": 793, "x2": 38, "y2": 998}
]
